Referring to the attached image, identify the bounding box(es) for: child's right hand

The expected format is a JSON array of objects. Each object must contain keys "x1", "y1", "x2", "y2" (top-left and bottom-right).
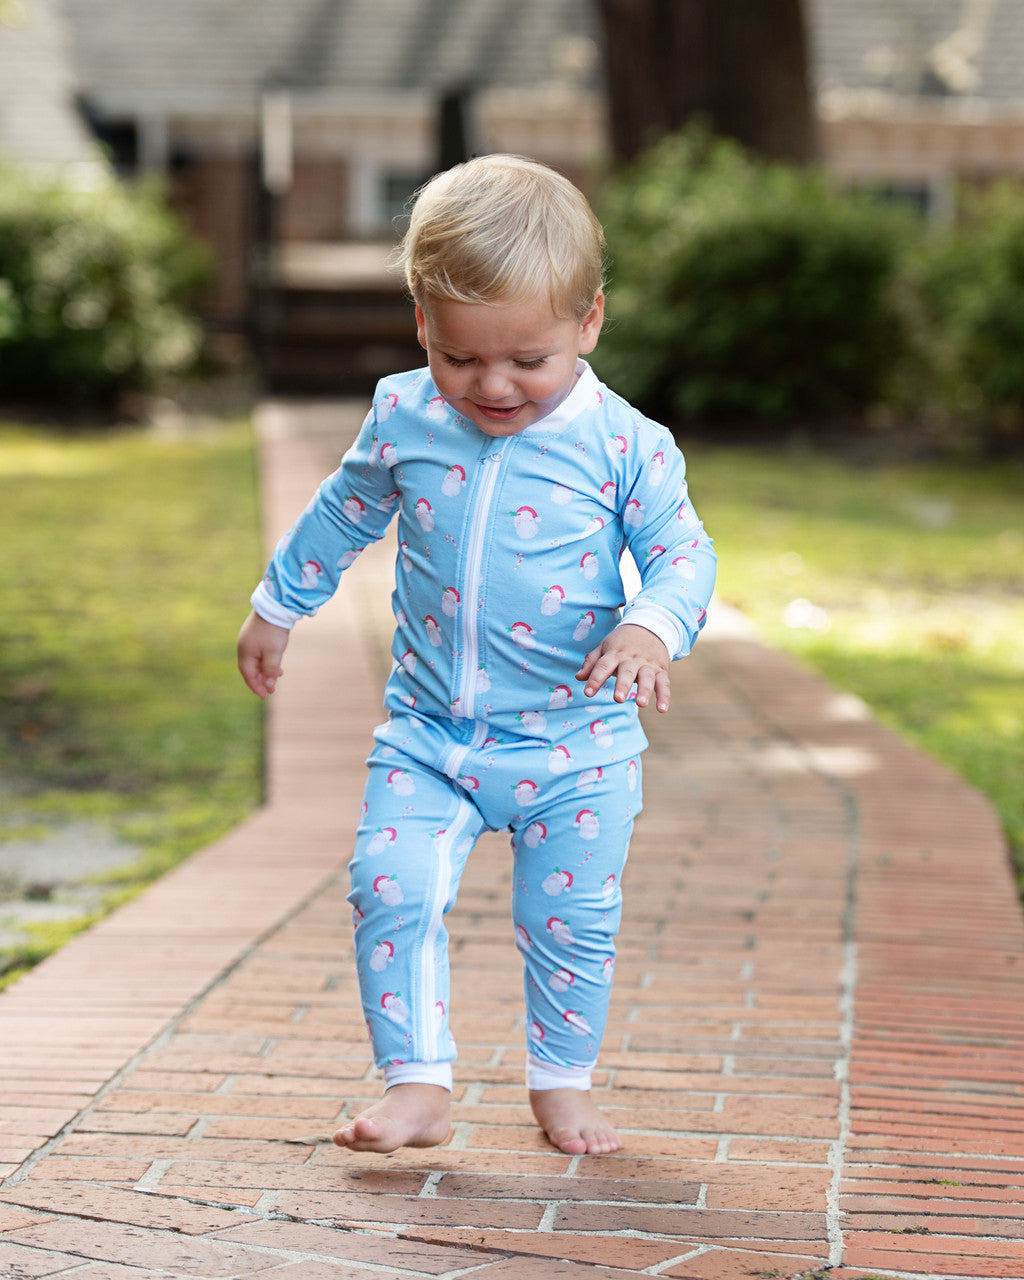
[{"x1": 237, "y1": 611, "x2": 290, "y2": 699}]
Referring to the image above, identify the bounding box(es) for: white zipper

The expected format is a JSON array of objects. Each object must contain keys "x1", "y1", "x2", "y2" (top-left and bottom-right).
[{"x1": 456, "y1": 446, "x2": 504, "y2": 719}]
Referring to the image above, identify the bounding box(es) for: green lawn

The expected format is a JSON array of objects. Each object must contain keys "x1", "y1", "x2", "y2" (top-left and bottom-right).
[
  {"x1": 686, "y1": 442, "x2": 1024, "y2": 887},
  {"x1": 0, "y1": 417, "x2": 264, "y2": 982}
]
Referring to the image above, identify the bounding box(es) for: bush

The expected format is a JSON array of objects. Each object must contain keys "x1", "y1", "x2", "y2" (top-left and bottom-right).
[
  {"x1": 914, "y1": 181, "x2": 1024, "y2": 447},
  {"x1": 594, "y1": 129, "x2": 918, "y2": 426},
  {"x1": 0, "y1": 164, "x2": 211, "y2": 406}
]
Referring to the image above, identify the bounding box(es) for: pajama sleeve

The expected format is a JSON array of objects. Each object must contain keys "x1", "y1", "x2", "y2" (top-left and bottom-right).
[
  {"x1": 251, "y1": 403, "x2": 400, "y2": 629},
  {"x1": 618, "y1": 434, "x2": 717, "y2": 659}
]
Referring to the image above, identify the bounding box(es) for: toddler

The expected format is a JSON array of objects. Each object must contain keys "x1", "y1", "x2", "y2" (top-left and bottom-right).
[{"x1": 238, "y1": 154, "x2": 716, "y2": 1156}]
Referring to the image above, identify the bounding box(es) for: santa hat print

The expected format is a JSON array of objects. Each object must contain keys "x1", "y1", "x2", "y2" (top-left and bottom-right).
[
  {"x1": 441, "y1": 463, "x2": 466, "y2": 496},
  {"x1": 510, "y1": 621, "x2": 536, "y2": 649},
  {"x1": 375, "y1": 392, "x2": 399, "y2": 423},
  {"x1": 547, "y1": 684, "x2": 572, "y2": 709},
  {"x1": 546, "y1": 916, "x2": 575, "y2": 946},
  {"x1": 513, "y1": 505, "x2": 540, "y2": 538},
  {"x1": 522, "y1": 821, "x2": 547, "y2": 848},
  {"x1": 386, "y1": 768, "x2": 415, "y2": 795},
  {"x1": 541, "y1": 867, "x2": 573, "y2": 896},
  {"x1": 365, "y1": 826, "x2": 397, "y2": 856}
]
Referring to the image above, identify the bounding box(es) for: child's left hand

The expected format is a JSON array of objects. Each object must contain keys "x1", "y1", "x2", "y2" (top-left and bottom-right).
[{"x1": 576, "y1": 624, "x2": 672, "y2": 713}]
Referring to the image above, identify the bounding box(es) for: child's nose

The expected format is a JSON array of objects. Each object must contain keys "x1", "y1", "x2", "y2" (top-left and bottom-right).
[{"x1": 475, "y1": 365, "x2": 514, "y2": 400}]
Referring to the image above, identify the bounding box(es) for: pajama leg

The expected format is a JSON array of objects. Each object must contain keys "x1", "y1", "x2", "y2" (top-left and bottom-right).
[
  {"x1": 347, "y1": 747, "x2": 486, "y2": 1085},
  {"x1": 510, "y1": 755, "x2": 642, "y2": 1085}
]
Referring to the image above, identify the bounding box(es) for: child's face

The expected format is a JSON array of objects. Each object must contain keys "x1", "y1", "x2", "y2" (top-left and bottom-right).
[{"x1": 415, "y1": 292, "x2": 604, "y2": 437}]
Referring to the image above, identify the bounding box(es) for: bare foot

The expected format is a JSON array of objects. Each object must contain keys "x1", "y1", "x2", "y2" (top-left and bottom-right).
[
  {"x1": 332, "y1": 1083, "x2": 452, "y2": 1154},
  {"x1": 529, "y1": 1088, "x2": 623, "y2": 1155}
]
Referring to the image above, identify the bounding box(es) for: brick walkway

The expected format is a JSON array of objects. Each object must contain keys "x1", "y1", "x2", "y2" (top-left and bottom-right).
[{"x1": 1, "y1": 401, "x2": 1022, "y2": 1280}]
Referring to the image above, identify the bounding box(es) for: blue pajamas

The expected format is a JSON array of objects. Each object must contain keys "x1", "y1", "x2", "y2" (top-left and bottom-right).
[
  {"x1": 251, "y1": 361, "x2": 716, "y2": 1089},
  {"x1": 349, "y1": 712, "x2": 642, "y2": 1088}
]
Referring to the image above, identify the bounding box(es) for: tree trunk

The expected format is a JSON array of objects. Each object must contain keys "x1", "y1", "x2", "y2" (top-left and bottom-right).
[{"x1": 598, "y1": 0, "x2": 819, "y2": 163}]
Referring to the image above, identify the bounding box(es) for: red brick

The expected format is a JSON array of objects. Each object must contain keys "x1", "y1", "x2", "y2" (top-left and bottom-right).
[
  {"x1": 435, "y1": 1172, "x2": 700, "y2": 1204},
  {"x1": 273, "y1": 1189, "x2": 545, "y2": 1230},
  {"x1": 0, "y1": 1241, "x2": 90, "y2": 1277},
  {"x1": 73, "y1": 1111, "x2": 199, "y2": 1137},
  {"x1": 25, "y1": 1157, "x2": 151, "y2": 1184},
  {"x1": 217, "y1": 1218, "x2": 486, "y2": 1273},
  {"x1": 95, "y1": 1090, "x2": 342, "y2": 1120},
  {"x1": 843, "y1": 1177, "x2": 1024, "y2": 1203},
  {"x1": 844, "y1": 1233, "x2": 1024, "y2": 1278},
  {"x1": 41, "y1": 1266, "x2": 192, "y2": 1279},
  {"x1": 705, "y1": 1169, "x2": 830, "y2": 1212},
  {"x1": 847, "y1": 1212, "x2": 1024, "y2": 1238},
  {"x1": 660, "y1": 1247, "x2": 830, "y2": 1279},
  {"x1": 556, "y1": 1203, "x2": 827, "y2": 1241},
  {"x1": 464, "y1": 1257, "x2": 654, "y2": 1279},
  {"x1": 121, "y1": 1070, "x2": 228, "y2": 1092},
  {"x1": 726, "y1": 1138, "x2": 831, "y2": 1164},
  {"x1": 2, "y1": 1218, "x2": 281, "y2": 1276},
  {"x1": 57, "y1": 1132, "x2": 313, "y2": 1164},
  {"x1": 254, "y1": 1265, "x2": 402, "y2": 1280},
  {"x1": 396, "y1": 1225, "x2": 682, "y2": 1270},
  {"x1": 155, "y1": 1160, "x2": 428, "y2": 1196},
  {"x1": 155, "y1": 1184, "x2": 266, "y2": 1208},
  {"x1": 0, "y1": 1183, "x2": 241, "y2": 1234},
  {"x1": 0, "y1": 1206, "x2": 54, "y2": 1233},
  {"x1": 845, "y1": 1192, "x2": 1024, "y2": 1217}
]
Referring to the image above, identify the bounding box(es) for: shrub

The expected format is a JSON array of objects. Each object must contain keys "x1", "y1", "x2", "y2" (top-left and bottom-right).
[
  {"x1": 914, "y1": 181, "x2": 1024, "y2": 447},
  {"x1": 0, "y1": 164, "x2": 211, "y2": 406},
  {"x1": 594, "y1": 129, "x2": 918, "y2": 426}
]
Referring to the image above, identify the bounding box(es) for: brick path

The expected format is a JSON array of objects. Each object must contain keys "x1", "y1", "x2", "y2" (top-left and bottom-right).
[{"x1": 1, "y1": 401, "x2": 1022, "y2": 1280}]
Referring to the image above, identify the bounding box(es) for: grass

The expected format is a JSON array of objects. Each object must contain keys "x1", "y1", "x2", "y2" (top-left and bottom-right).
[
  {"x1": 685, "y1": 440, "x2": 1024, "y2": 888},
  {"x1": 0, "y1": 415, "x2": 265, "y2": 985}
]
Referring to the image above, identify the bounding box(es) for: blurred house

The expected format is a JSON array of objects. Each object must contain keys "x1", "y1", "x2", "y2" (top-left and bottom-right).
[
  {"x1": 3, "y1": 0, "x2": 1022, "y2": 387},
  {"x1": 54, "y1": 0, "x2": 604, "y2": 369},
  {"x1": 0, "y1": 0, "x2": 103, "y2": 180},
  {"x1": 813, "y1": 0, "x2": 1024, "y2": 221}
]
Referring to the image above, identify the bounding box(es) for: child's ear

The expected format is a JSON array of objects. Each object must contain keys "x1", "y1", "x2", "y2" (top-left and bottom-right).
[
  {"x1": 579, "y1": 294, "x2": 604, "y2": 355},
  {"x1": 415, "y1": 303, "x2": 428, "y2": 351}
]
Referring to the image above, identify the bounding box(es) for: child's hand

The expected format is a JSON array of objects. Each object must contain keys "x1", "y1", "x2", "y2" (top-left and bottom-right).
[
  {"x1": 237, "y1": 611, "x2": 290, "y2": 699},
  {"x1": 575, "y1": 623, "x2": 672, "y2": 713}
]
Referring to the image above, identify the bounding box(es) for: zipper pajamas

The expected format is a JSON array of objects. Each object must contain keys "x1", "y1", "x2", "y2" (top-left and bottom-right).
[{"x1": 251, "y1": 361, "x2": 716, "y2": 1089}]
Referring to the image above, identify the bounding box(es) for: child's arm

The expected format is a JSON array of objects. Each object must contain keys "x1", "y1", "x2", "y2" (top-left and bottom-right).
[
  {"x1": 619, "y1": 435, "x2": 717, "y2": 665},
  {"x1": 237, "y1": 610, "x2": 291, "y2": 699},
  {"x1": 576, "y1": 622, "x2": 672, "y2": 713}
]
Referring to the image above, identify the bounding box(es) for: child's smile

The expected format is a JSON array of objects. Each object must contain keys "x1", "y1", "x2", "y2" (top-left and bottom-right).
[{"x1": 415, "y1": 293, "x2": 604, "y2": 437}]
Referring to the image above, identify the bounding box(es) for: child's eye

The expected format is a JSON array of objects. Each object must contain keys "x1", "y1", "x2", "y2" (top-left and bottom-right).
[
  {"x1": 442, "y1": 354, "x2": 474, "y2": 368},
  {"x1": 516, "y1": 357, "x2": 547, "y2": 370}
]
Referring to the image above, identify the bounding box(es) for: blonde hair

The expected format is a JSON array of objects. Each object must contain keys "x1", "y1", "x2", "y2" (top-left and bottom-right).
[{"x1": 399, "y1": 154, "x2": 605, "y2": 323}]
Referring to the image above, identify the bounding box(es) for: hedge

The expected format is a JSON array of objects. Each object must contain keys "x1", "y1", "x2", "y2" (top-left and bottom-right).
[
  {"x1": 0, "y1": 164, "x2": 210, "y2": 406},
  {"x1": 595, "y1": 128, "x2": 1024, "y2": 449}
]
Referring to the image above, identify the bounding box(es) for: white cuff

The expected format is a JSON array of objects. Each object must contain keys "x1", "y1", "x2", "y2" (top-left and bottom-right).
[
  {"x1": 383, "y1": 1061, "x2": 453, "y2": 1091},
  {"x1": 250, "y1": 582, "x2": 301, "y2": 630},
  {"x1": 526, "y1": 1056, "x2": 593, "y2": 1092},
  {"x1": 618, "y1": 601, "x2": 686, "y2": 660}
]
